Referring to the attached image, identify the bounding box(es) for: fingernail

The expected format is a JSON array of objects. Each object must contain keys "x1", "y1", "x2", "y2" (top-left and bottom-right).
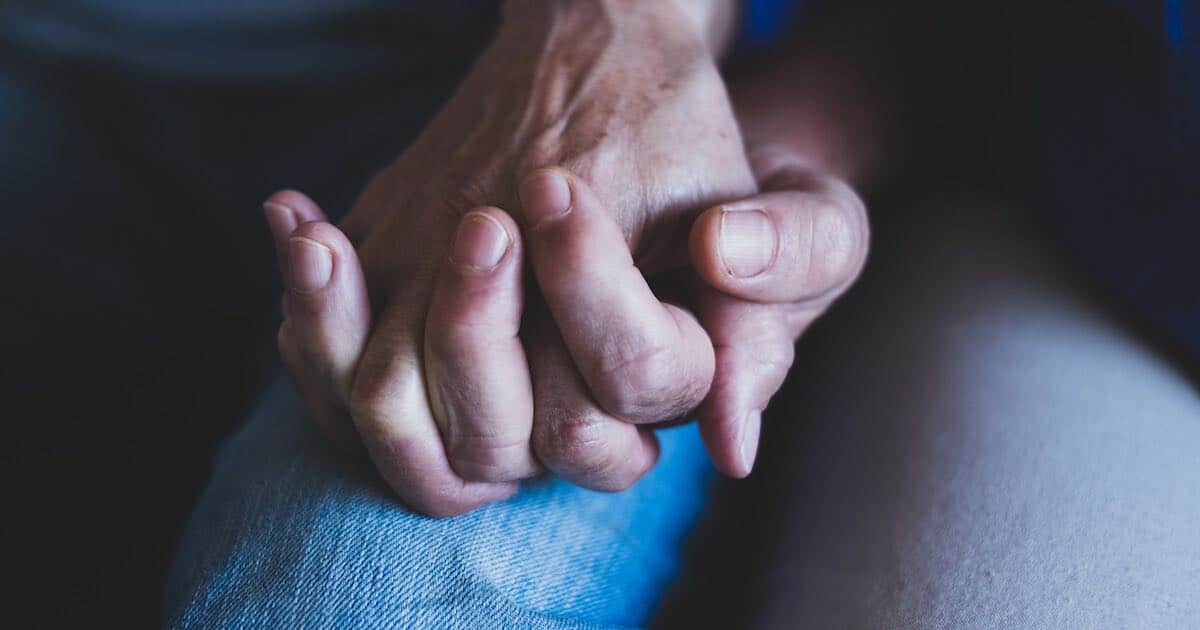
[
  {"x1": 739, "y1": 410, "x2": 763, "y2": 475},
  {"x1": 288, "y1": 237, "x2": 333, "y2": 292},
  {"x1": 520, "y1": 169, "x2": 572, "y2": 227},
  {"x1": 719, "y1": 209, "x2": 777, "y2": 278},
  {"x1": 263, "y1": 201, "x2": 299, "y2": 238},
  {"x1": 451, "y1": 212, "x2": 511, "y2": 271}
]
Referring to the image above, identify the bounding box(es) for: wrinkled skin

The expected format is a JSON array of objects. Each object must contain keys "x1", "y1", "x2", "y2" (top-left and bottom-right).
[
  {"x1": 268, "y1": 2, "x2": 874, "y2": 518},
  {"x1": 276, "y1": 3, "x2": 757, "y2": 516},
  {"x1": 345, "y1": 7, "x2": 752, "y2": 281}
]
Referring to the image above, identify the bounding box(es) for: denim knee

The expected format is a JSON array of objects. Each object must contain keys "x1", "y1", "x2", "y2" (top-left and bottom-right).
[{"x1": 165, "y1": 378, "x2": 713, "y2": 628}]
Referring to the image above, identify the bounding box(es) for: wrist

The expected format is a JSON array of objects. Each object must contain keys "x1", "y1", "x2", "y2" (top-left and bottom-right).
[
  {"x1": 497, "y1": 0, "x2": 727, "y2": 59},
  {"x1": 474, "y1": 0, "x2": 724, "y2": 135}
]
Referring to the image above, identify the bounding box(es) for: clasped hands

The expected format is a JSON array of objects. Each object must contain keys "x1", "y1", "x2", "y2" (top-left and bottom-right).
[{"x1": 262, "y1": 3, "x2": 867, "y2": 516}]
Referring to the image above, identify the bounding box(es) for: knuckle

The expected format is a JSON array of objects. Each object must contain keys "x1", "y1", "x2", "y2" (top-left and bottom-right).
[
  {"x1": 347, "y1": 379, "x2": 390, "y2": 424},
  {"x1": 347, "y1": 353, "x2": 419, "y2": 427},
  {"x1": 446, "y1": 429, "x2": 532, "y2": 482},
  {"x1": 747, "y1": 339, "x2": 796, "y2": 384},
  {"x1": 447, "y1": 424, "x2": 529, "y2": 452},
  {"x1": 721, "y1": 319, "x2": 797, "y2": 386},
  {"x1": 533, "y1": 415, "x2": 613, "y2": 475},
  {"x1": 591, "y1": 344, "x2": 687, "y2": 419}
]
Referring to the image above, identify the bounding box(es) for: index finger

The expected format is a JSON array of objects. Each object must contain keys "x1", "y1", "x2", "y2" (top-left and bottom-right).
[{"x1": 519, "y1": 168, "x2": 715, "y2": 425}]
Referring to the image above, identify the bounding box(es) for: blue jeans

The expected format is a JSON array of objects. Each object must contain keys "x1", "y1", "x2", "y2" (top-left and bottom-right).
[
  {"x1": 166, "y1": 200, "x2": 1200, "y2": 629},
  {"x1": 165, "y1": 379, "x2": 713, "y2": 628}
]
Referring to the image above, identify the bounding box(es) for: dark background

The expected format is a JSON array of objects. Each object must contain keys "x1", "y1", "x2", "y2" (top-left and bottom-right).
[
  {"x1": 2, "y1": 1, "x2": 1194, "y2": 626},
  {"x1": 1, "y1": 6, "x2": 497, "y2": 624}
]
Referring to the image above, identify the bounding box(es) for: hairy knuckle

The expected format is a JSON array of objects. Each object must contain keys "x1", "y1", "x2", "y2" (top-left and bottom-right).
[
  {"x1": 592, "y1": 343, "x2": 685, "y2": 418},
  {"x1": 534, "y1": 417, "x2": 612, "y2": 474}
]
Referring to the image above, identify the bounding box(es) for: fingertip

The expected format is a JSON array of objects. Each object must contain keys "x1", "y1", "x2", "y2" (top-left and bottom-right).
[
  {"x1": 264, "y1": 191, "x2": 335, "y2": 282},
  {"x1": 428, "y1": 206, "x2": 526, "y2": 325},
  {"x1": 264, "y1": 201, "x2": 300, "y2": 246},
  {"x1": 466, "y1": 205, "x2": 522, "y2": 234},
  {"x1": 690, "y1": 203, "x2": 781, "y2": 297},
  {"x1": 519, "y1": 167, "x2": 574, "y2": 228},
  {"x1": 263, "y1": 189, "x2": 328, "y2": 224},
  {"x1": 689, "y1": 205, "x2": 729, "y2": 289},
  {"x1": 288, "y1": 220, "x2": 350, "y2": 251},
  {"x1": 698, "y1": 400, "x2": 744, "y2": 478},
  {"x1": 448, "y1": 208, "x2": 519, "y2": 272},
  {"x1": 285, "y1": 222, "x2": 353, "y2": 296},
  {"x1": 286, "y1": 237, "x2": 331, "y2": 295},
  {"x1": 281, "y1": 218, "x2": 371, "y2": 400},
  {"x1": 693, "y1": 303, "x2": 791, "y2": 479},
  {"x1": 694, "y1": 343, "x2": 765, "y2": 479},
  {"x1": 737, "y1": 409, "x2": 762, "y2": 477}
]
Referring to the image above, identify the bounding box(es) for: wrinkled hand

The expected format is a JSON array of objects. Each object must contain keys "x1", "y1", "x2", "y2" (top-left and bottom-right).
[
  {"x1": 266, "y1": 3, "x2": 756, "y2": 516},
  {"x1": 266, "y1": 151, "x2": 869, "y2": 517}
]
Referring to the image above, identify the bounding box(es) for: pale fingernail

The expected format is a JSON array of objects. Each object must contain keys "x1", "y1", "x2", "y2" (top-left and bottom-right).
[
  {"x1": 739, "y1": 410, "x2": 763, "y2": 475},
  {"x1": 288, "y1": 237, "x2": 333, "y2": 292},
  {"x1": 519, "y1": 169, "x2": 572, "y2": 227},
  {"x1": 451, "y1": 212, "x2": 511, "y2": 271},
  {"x1": 719, "y1": 209, "x2": 777, "y2": 278},
  {"x1": 263, "y1": 201, "x2": 299, "y2": 239}
]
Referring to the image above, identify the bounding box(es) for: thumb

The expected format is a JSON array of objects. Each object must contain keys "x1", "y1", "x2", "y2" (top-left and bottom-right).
[{"x1": 689, "y1": 179, "x2": 868, "y2": 305}]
